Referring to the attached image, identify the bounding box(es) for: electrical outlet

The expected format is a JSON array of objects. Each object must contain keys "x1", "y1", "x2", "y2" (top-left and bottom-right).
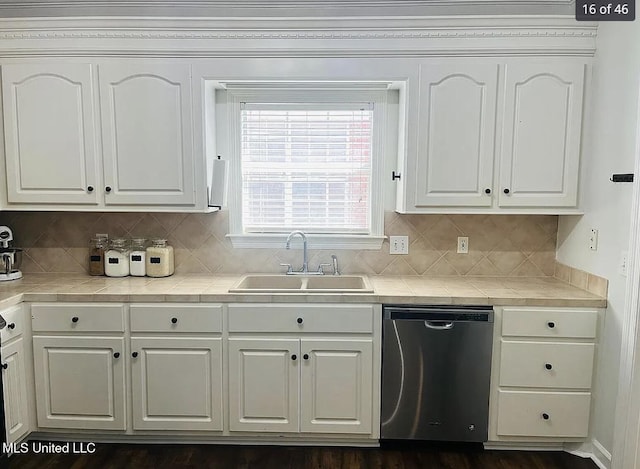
[
  {"x1": 389, "y1": 236, "x2": 409, "y2": 255},
  {"x1": 457, "y1": 237, "x2": 469, "y2": 254},
  {"x1": 620, "y1": 251, "x2": 629, "y2": 277},
  {"x1": 589, "y1": 228, "x2": 599, "y2": 251}
]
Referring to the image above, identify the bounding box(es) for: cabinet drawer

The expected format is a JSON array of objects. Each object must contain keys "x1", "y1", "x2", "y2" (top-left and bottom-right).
[
  {"x1": 1, "y1": 305, "x2": 23, "y2": 344},
  {"x1": 32, "y1": 303, "x2": 125, "y2": 332},
  {"x1": 228, "y1": 304, "x2": 374, "y2": 333},
  {"x1": 130, "y1": 304, "x2": 222, "y2": 333},
  {"x1": 500, "y1": 341, "x2": 595, "y2": 389},
  {"x1": 502, "y1": 308, "x2": 597, "y2": 338},
  {"x1": 496, "y1": 390, "x2": 591, "y2": 438}
]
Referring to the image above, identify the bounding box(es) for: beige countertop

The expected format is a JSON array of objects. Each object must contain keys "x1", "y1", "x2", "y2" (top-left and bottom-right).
[{"x1": 0, "y1": 273, "x2": 606, "y2": 309}]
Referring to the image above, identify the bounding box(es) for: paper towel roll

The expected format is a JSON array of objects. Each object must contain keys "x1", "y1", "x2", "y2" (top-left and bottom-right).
[{"x1": 209, "y1": 156, "x2": 227, "y2": 207}]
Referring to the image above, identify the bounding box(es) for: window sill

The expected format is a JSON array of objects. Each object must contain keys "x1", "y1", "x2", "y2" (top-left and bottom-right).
[{"x1": 228, "y1": 234, "x2": 386, "y2": 250}]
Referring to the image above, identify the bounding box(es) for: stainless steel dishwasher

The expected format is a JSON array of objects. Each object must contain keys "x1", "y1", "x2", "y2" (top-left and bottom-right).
[{"x1": 381, "y1": 304, "x2": 494, "y2": 442}]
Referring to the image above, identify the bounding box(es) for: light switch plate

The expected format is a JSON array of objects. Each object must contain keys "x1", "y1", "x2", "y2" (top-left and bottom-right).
[{"x1": 389, "y1": 236, "x2": 409, "y2": 255}]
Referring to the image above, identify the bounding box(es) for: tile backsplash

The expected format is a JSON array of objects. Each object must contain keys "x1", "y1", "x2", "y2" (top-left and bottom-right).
[{"x1": 0, "y1": 211, "x2": 558, "y2": 276}]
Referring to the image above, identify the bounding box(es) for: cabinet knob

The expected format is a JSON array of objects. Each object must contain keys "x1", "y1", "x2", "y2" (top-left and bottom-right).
[
  {"x1": 297, "y1": 317, "x2": 303, "y2": 324},
  {"x1": 291, "y1": 354, "x2": 297, "y2": 361},
  {"x1": 71, "y1": 316, "x2": 79, "y2": 323},
  {"x1": 7, "y1": 323, "x2": 15, "y2": 330},
  {"x1": 113, "y1": 352, "x2": 120, "y2": 359},
  {"x1": 547, "y1": 321, "x2": 555, "y2": 329},
  {"x1": 503, "y1": 188, "x2": 510, "y2": 194},
  {"x1": 87, "y1": 186, "x2": 94, "y2": 192},
  {"x1": 1, "y1": 363, "x2": 7, "y2": 370},
  {"x1": 171, "y1": 317, "x2": 178, "y2": 324},
  {"x1": 105, "y1": 186, "x2": 112, "y2": 193},
  {"x1": 132, "y1": 352, "x2": 138, "y2": 358},
  {"x1": 545, "y1": 363, "x2": 553, "y2": 370},
  {"x1": 542, "y1": 413, "x2": 550, "y2": 420},
  {"x1": 303, "y1": 354, "x2": 309, "y2": 360},
  {"x1": 485, "y1": 188, "x2": 491, "y2": 194}
]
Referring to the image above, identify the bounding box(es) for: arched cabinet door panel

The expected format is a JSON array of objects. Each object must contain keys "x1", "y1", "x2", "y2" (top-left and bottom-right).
[
  {"x1": 413, "y1": 62, "x2": 499, "y2": 208},
  {"x1": 1, "y1": 64, "x2": 99, "y2": 205},
  {"x1": 98, "y1": 63, "x2": 196, "y2": 206},
  {"x1": 499, "y1": 62, "x2": 585, "y2": 208}
]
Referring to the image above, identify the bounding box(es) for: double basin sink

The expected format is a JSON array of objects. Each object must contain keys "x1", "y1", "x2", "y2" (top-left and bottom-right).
[{"x1": 229, "y1": 274, "x2": 373, "y2": 293}]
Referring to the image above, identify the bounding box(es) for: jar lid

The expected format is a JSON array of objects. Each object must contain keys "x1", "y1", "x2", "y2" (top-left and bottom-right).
[
  {"x1": 151, "y1": 238, "x2": 168, "y2": 247},
  {"x1": 130, "y1": 237, "x2": 147, "y2": 244},
  {"x1": 111, "y1": 238, "x2": 128, "y2": 248}
]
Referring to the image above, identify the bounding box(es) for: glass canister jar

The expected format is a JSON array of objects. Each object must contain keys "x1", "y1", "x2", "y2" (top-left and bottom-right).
[
  {"x1": 129, "y1": 238, "x2": 147, "y2": 277},
  {"x1": 146, "y1": 239, "x2": 174, "y2": 278},
  {"x1": 105, "y1": 238, "x2": 130, "y2": 277},
  {"x1": 88, "y1": 236, "x2": 107, "y2": 276}
]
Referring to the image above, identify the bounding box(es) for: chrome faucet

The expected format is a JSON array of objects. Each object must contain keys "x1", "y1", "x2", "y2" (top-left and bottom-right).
[
  {"x1": 331, "y1": 254, "x2": 340, "y2": 276},
  {"x1": 285, "y1": 231, "x2": 309, "y2": 274}
]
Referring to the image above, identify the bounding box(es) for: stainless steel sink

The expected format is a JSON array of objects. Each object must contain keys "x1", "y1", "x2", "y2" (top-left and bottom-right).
[{"x1": 229, "y1": 275, "x2": 373, "y2": 293}]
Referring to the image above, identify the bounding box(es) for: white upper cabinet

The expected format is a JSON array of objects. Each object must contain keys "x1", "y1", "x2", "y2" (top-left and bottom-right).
[
  {"x1": 414, "y1": 63, "x2": 498, "y2": 207},
  {"x1": 499, "y1": 62, "x2": 585, "y2": 208},
  {"x1": 1, "y1": 61, "x2": 207, "y2": 211},
  {"x1": 1, "y1": 64, "x2": 99, "y2": 205},
  {"x1": 398, "y1": 59, "x2": 587, "y2": 213},
  {"x1": 98, "y1": 62, "x2": 195, "y2": 205},
  {"x1": 98, "y1": 63, "x2": 196, "y2": 206}
]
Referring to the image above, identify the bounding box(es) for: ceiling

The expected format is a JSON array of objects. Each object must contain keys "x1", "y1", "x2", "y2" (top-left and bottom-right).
[{"x1": 0, "y1": 0, "x2": 577, "y2": 18}]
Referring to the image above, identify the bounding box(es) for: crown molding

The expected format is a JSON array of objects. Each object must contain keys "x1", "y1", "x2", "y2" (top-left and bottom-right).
[{"x1": 0, "y1": 15, "x2": 597, "y2": 57}]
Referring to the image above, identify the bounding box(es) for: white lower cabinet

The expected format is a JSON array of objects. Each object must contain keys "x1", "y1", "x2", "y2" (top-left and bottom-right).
[
  {"x1": 131, "y1": 337, "x2": 223, "y2": 431},
  {"x1": 488, "y1": 306, "x2": 599, "y2": 442},
  {"x1": 300, "y1": 339, "x2": 373, "y2": 434},
  {"x1": 227, "y1": 304, "x2": 380, "y2": 437},
  {"x1": 33, "y1": 336, "x2": 126, "y2": 430},
  {"x1": 31, "y1": 303, "x2": 126, "y2": 430},
  {"x1": 2, "y1": 338, "x2": 30, "y2": 444},
  {"x1": 1, "y1": 304, "x2": 32, "y2": 445},
  {"x1": 228, "y1": 338, "x2": 299, "y2": 433}
]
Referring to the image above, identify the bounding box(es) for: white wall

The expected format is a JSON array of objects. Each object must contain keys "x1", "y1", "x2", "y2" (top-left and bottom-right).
[{"x1": 556, "y1": 21, "x2": 640, "y2": 456}]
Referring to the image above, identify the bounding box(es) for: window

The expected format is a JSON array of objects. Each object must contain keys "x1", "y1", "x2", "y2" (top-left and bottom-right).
[{"x1": 224, "y1": 88, "x2": 387, "y2": 249}]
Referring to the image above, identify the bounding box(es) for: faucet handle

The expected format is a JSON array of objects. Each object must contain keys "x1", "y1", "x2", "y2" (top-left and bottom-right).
[
  {"x1": 280, "y1": 263, "x2": 293, "y2": 274},
  {"x1": 316, "y1": 263, "x2": 332, "y2": 274}
]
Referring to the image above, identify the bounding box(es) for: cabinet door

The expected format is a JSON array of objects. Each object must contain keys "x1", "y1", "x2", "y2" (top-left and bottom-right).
[
  {"x1": 98, "y1": 63, "x2": 195, "y2": 206},
  {"x1": 131, "y1": 337, "x2": 223, "y2": 431},
  {"x1": 228, "y1": 338, "x2": 299, "y2": 432},
  {"x1": 1, "y1": 338, "x2": 30, "y2": 444},
  {"x1": 1, "y1": 64, "x2": 99, "y2": 204},
  {"x1": 32, "y1": 336, "x2": 125, "y2": 430},
  {"x1": 300, "y1": 338, "x2": 373, "y2": 434},
  {"x1": 414, "y1": 63, "x2": 499, "y2": 207},
  {"x1": 499, "y1": 62, "x2": 585, "y2": 207}
]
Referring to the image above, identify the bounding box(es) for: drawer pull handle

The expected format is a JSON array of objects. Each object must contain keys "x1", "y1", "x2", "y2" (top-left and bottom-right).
[
  {"x1": 1, "y1": 363, "x2": 7, "y2": 370},
  {"x1": 542, "y1": 413, "x2": 550, "y2": 420},
  {"x1": 485, "y1": 188, "x2": 491, "y2": 194},
  {"x1": 132, "y1": 352, "x2": 138, "y2": 358},
  {"x1": 171, "y1": 317, "x2": 178, "y2": 324},
  {"x1": 291, "y1": 354, "x2": 297, "y2": 361},
  {"x1": 113, "y1": 352, "x2": 120, "y2": 359},
  {"x1": 303, "y1": 354, "x2": 309, "y2": 360},
  {"x1": 547, "y1": 321, "x2": 555, "y2": 328},
  {"x1": 71, "y1": 317, "x2": 79, "y2": 323},
  {"x1": 7, "y1": 323, "x2": 15, "y2": 330},
  {"x1": 296, "y1": 317, "x2": 303, "y2": 324},
  {"x1": 545, "y1": 363, "x2": 553, "y2": 370}
]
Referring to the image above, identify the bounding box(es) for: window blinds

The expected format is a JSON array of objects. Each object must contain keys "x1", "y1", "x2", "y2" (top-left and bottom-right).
[{"x1": 240, "y1": 102, "x2": 373, "y2": 234}]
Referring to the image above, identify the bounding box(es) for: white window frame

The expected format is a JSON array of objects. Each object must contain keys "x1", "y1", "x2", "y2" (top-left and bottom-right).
[{"x1": 224, "y1": 87, "x2": 387, "y2": 249}]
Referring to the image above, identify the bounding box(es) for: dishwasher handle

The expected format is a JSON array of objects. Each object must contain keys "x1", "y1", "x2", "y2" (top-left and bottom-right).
[{"x1": 424, "y1": 321, "x2": 454, "y2": 330}]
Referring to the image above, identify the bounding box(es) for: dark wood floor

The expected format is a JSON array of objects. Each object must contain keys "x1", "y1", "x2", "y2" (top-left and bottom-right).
[{"x1": 7, "y1": 442, "x2": 599, "y2": 469}]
